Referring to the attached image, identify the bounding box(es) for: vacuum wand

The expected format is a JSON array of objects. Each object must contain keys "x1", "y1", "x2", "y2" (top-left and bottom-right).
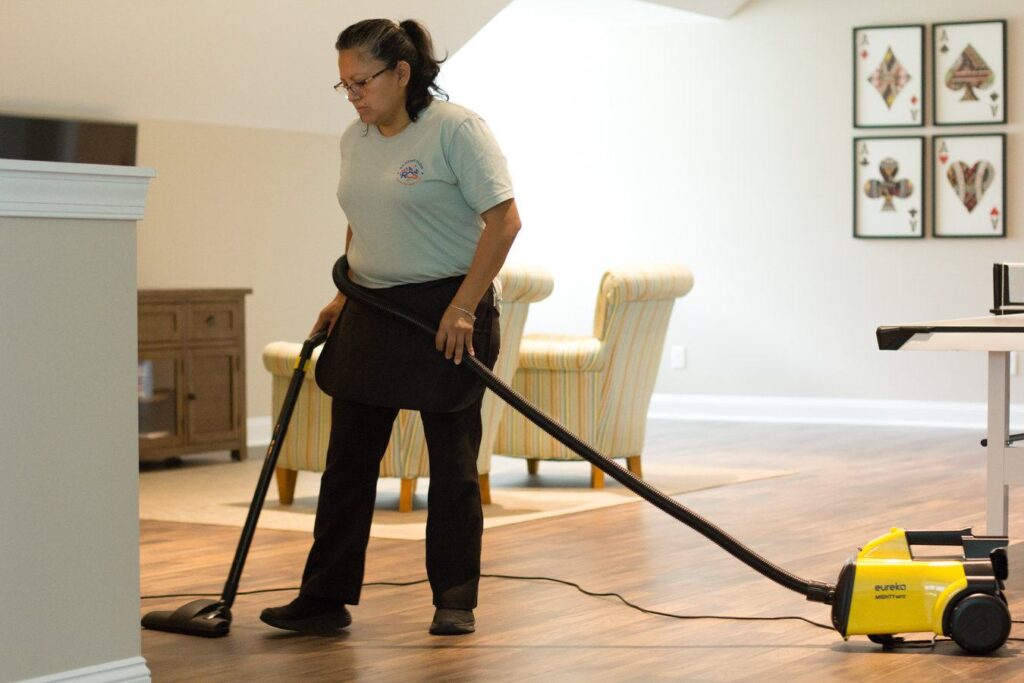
[
  {"x1": 141, "y1": 330, "x2": 328, "y2": 637},
  {"x1": 331, "y1": 256, "x2": 834, "y2": 604}
]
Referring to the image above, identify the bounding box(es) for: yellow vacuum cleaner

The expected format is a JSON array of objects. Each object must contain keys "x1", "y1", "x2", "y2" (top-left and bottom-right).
[{"x1": 831, "y1": 528, "x2": 1010, "y2": 653}]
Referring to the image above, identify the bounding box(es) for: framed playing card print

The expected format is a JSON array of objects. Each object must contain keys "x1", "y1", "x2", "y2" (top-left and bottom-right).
[
  {"x1": 933, "y1": 134, "x2": 1006, "y2": 238},
  {"x1": 933, "y1": 20, "x2": 1007, "y2": 125},
  {"x1": 853, "y1": 137, "x2": 924, "y2": 238},
  {"x1": 853, "y1": 25, "x2": 924, "y2": 127}
]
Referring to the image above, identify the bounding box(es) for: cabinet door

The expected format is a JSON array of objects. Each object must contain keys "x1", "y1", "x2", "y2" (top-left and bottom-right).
[
  {"x1": 138, "y1": 349, "x2": 186, "y2": 454},
  {"x1": 185, "y1": 347, "x2": 242, "y2": 445}
]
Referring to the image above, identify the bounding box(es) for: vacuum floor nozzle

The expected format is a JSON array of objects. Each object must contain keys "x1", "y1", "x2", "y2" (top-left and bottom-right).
[
  {"x1": 141, "y1": 328, "x2": 328, "y2": 638},
  {"x1": 141, "y1": 598, "x2": 231, "y2": 638}
]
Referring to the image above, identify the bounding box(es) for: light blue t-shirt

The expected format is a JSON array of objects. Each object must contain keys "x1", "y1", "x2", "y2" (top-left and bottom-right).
[{"x1": 338, "y1": 100, "x2": 515, "y2": 288}]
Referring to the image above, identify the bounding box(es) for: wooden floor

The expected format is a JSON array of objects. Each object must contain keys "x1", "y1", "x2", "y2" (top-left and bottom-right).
[{"x1": 140, "y1": 420, "x2": 1024, "y2": 681}]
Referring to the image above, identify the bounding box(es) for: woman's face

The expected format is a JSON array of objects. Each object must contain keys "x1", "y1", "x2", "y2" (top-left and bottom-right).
[{"x1": 337, "y1": 49, "x2": 408, "y2": 126}]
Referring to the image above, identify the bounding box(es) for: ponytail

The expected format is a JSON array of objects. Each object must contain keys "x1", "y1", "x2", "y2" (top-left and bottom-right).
[
  {"x1": 336, "y1": 18, "x2": 448, "y2": 122},
  {"x1": 398, "y1": 20, "x2": 448, "y2": 120}
]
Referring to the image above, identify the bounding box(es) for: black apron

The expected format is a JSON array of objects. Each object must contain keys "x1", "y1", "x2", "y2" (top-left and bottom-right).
[{"x1": 315, "y1": 275, "x2": 500, "y2": 413}]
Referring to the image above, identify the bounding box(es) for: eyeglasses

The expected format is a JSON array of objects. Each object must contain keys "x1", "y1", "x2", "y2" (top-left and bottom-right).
[{"x1": 334, "y1": 65, "x2": 392, "y2": 101}]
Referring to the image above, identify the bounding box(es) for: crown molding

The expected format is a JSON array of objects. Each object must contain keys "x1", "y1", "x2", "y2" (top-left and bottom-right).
[{"x1": 0, "y1": 159, "x2": 156, "y2": 220}]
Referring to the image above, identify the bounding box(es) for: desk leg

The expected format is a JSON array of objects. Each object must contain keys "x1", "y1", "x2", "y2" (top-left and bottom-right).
[{"x1": 987, "y1": 351, "x2": 1010, "y2": 536}]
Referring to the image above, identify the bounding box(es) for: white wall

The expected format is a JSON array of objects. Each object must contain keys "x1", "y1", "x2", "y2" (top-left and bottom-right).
[{"x1": 445, "y1": 0, "x2": 1024, "y2": 407}]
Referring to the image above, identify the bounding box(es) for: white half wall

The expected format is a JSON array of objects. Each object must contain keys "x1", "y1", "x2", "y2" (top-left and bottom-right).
[{"x1": 0, "y1": 162, "x2": 154, "y2": 682}]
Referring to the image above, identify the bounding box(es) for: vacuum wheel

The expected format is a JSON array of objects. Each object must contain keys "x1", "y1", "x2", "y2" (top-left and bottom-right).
[
  {"x1": 949, "y1": 593, "x2": 1011, "y2": 655},
  {"x1": 868, "y1": 634, "x2": 896, "y2": 648}
]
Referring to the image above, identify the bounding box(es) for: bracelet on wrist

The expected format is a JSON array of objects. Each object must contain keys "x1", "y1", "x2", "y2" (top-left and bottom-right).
[{"x1": 448, "y1": 303, "x2": 477, "y2": 321}]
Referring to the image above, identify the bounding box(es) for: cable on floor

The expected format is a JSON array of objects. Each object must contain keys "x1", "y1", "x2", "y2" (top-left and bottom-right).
[
  {"x1": 141, "y1": 573, "x2": 833, "y2": 632},
  {"x1": 141, "y1": 574, "x2": 1024, "y2": 646}
]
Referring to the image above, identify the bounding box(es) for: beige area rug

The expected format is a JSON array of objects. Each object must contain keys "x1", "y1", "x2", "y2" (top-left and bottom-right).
[{"x1": 139, "y1": 455, "x2": 792, "y2": 541}]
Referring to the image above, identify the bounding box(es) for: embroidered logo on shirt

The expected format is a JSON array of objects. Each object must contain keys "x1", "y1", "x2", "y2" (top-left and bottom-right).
[{"x1": 397, "y1": 159, "x2": 424, "y2": 185}]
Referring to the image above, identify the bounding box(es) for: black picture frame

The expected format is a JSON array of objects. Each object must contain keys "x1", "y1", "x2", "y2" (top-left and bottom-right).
[
  {"x1": 933, "y1": 20, "x2": 1007, "y2": 126},
  {"x1": 853, "y1": 24, "x2": 925, "y2": 128},
  {"x1": 932, "y1": 133, "x2": 1006, "y2": 238},
  {"x1": 853, "y1": 136, "x2": 926, "y2": 239}
]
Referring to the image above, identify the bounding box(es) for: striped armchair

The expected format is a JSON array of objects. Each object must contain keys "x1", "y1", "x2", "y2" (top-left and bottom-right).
[
  {"x1": 262, "y1": 265, "x2": 554, "y2": 511},
  {"x1": 494, "y1": 265, "x2": 694, "y2": 487}
]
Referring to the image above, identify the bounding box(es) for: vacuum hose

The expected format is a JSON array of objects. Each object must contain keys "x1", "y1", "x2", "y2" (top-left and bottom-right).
[{"x1": 332, "y1": 256, "x2": 835, "y2": 604}]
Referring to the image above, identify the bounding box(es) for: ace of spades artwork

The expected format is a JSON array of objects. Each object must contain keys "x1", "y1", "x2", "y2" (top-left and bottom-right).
[
  {"x1": 938, "y1": 25, "x2": 1003, "y2": 121},
  {"x1": 945, "y1": 43, "x2": 994, "y2": 102}
]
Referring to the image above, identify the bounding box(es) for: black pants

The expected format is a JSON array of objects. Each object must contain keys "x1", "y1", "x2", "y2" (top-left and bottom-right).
[{"x1": 299, "y1": 395, "x2": 484, "y2": 609}]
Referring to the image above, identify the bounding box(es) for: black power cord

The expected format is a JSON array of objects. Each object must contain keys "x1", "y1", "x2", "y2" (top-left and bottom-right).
[
  {"x1": 140, "y1": 573, "x2": 830, "y2": 632},
  {"x1": 139, "y1": 573, "x2": 1024, "y2": 645},
  {"x1": 141, "y1": 573, "x2": 1024, "y2": 647}
]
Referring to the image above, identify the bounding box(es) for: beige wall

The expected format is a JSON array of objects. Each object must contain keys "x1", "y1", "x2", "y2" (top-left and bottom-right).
[
  {"x1": 0, "y1": 0, "x2": 512, "y2": 135},
  {"x1": 136, "y1": 119, "x2": 348, "y2": 423}
]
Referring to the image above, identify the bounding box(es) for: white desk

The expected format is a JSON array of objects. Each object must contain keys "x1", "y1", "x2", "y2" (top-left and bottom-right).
[{"x1": 878, "y1": 314, "x2": 1024, "y2": 536}]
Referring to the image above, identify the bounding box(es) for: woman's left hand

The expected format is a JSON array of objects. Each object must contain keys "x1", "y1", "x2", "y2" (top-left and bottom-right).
[{"x1": 436, "y1": 305, "x2": 475, "y2": 365}]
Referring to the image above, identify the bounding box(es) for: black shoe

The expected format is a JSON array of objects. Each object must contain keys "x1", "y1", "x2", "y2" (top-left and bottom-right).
[
  {"x1": 260, "y1": 594, "x2": 351, "y2": 634},
  {"x1": 429, "y1": 608, "x2": 475, "y2": 635}
]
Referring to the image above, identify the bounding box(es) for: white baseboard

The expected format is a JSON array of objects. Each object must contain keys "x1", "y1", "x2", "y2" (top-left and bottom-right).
[
  {"x1": 248, "y1": 416, "x2": 272, "y2": 448},
  {"x1": 649, "y1": 393, "x2": 1024, "y2": 430},
  {"x1": 248, "y1": 394, "x2": 1023, "y2": 449},
  {"x1": 19, "y1": 657, "x2": 150, "y2": 683}
]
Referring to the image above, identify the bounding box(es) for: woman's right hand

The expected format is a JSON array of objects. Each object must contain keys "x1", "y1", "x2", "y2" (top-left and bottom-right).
[{"x1": 311, "y1": 292, "x2": 346, "y2": 337}]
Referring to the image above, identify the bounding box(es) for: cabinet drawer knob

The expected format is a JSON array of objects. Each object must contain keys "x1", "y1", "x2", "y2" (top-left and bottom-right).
[
  {"x1": 187, "y1": 392, "x2": 197, "y2": 400},
  {"x1": 206, "y1": 315, "x2": 216, "y2": 325}
]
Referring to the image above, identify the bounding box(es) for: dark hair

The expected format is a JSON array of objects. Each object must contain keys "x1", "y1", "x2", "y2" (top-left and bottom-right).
[{"x1": 336, "y1": 19, "x2": 448, "y2": 122}]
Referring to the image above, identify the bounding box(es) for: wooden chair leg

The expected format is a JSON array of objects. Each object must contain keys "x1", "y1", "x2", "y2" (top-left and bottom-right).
[
  {"x1": 275, "y1": 467, "x2": 298, "y2": 505},
  {"x1": 399, "y1": 477, "x2": 417, "y2": 513},
  {"x1": 626, "y1": 455, "x2": 643, "y2": 479},
  {"x1": 590, "y1": 465, "x2": 605, "y2": 489},
  {"x1": 479, "y1": 473, "x2": 491, "y2": 505},
  {"x1": 527, "y1": 459, "x2": 539, "y2": 475}
]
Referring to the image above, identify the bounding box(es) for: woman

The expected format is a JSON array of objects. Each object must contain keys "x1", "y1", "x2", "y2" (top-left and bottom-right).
[{"x1": 261, "y1": 18, "x2": 520, "y2": 636}]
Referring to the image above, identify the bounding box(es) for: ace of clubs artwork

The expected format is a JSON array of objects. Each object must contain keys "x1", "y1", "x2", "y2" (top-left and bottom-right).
[
  {"x1": 933, "y1": 20, "x2": 1007, "y2": 125},
  {"x1": 933, "y1": 134, "x2": 1006, "y2": 237},
  {"x1": 854, "y1": 137, "x2": 924, "y2": 238},
  {"x1": 853, "y1": 25, "x2": 924, "y2": 127}
]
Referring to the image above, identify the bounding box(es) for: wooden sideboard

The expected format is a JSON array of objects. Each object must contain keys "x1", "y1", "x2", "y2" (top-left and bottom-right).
[{"x1": 138, "y1": 289, "x2": 252, "y2": 462}]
